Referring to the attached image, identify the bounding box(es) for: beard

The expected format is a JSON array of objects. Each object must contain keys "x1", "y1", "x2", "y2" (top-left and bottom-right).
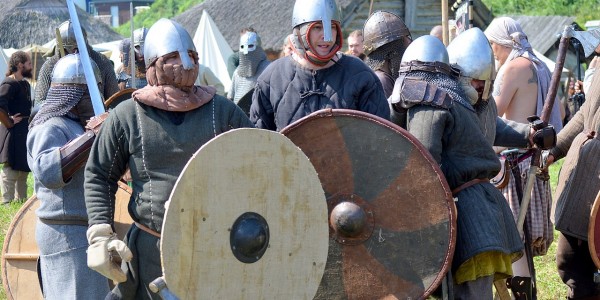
[{"x1": 21, "y1": 68, "x2": 33, "y2": 79}]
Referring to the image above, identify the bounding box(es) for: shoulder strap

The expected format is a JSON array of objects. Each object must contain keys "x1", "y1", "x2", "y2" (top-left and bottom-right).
[{"x1": 399, "y1": 77, "x2": 453, "y2": 109}]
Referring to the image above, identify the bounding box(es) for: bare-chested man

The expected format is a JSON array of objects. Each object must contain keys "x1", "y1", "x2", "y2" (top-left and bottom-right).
[{"x1": 485, "y1": 16, "x2": 563, "y2": 299}]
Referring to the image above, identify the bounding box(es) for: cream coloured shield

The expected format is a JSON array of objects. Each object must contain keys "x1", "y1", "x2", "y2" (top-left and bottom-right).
[{"x1": 161, "y1": 128, "x2": 329, "y2": 299}]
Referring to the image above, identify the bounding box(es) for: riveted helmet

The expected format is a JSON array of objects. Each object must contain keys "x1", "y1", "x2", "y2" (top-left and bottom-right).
[
  {"x1": 133, "y1": 27, "x2": 148, "y2": 54},
  {"x1": 52, "y1": 53, "x2": 101, "y2": 85},
  {"x1": 143, "y1": 18, "x2": 197, "y2": 69},
  {"x1": 58, "y1": 20, "x2": 88, "y2": 54},
  {"x1": 363, "y1": 11, "x2": 411, "y2": 56}
]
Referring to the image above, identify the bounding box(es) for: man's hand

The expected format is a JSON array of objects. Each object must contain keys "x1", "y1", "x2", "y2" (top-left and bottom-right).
[
  {"x1": 10, "y1": 113, "x2": 24, "y2": 125},
  {"x1": 527, "y1": 115, "x2": 556, "y2": 150},
  {"x1": 86, "y1": 224, "x2": 133, "y2": 283}
]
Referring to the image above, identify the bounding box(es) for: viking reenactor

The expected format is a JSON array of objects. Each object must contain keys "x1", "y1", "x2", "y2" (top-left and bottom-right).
[
  {"x1": 228, "y1": 28, "x2": 270, "y2": 104},
  {"x1": 27, "y1": 53, "x2": 110, "y2": 299},
  {"x1": 117, "y1": 28, "x2": 149, "y2": 89},
  {"x1": 115, "y1": 38, "x2": 132, "y2": 90},
  {"x1": 34, "y1": 20, "x2": 119, "y2": 106},
  {"x1": 0, "y1": 51, "x2": 32, "y2": 204},
  {"x1": 449, "y1": 28, "x2": 557, "y2": 298},
  {"x1": 362, "y1": 10, "x2": 412, "y2": 98},
  {"x1": 546, "y1": 63, "x2": 600, "y2": 299},
  {"x1": 250, "y1": 0, "x2": 389, "y2": 131},
  {"x1": 84, "y1": 18, "x2": 253, "y2": 299},
  {"x1": 485, "y1": 17, "x2": 563, "y2": 292},
  {"x1": 389, "y1": 35, "x2": 523, "y2": 299}
]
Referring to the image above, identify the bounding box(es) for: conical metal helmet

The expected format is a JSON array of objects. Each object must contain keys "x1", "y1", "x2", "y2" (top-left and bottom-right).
[
  {"x1": 52, "y1": 53, "x2": 101, "y2": 85},
  {"x1": 448, "y1": 27, "x2": 494, "y2": 82},
  {"x1": 401, "y1": 35, "x2": 449, "y2": 64},
  {"x1": 292, "y1": 0, "x2": 340, "y2": 42},
  {"x1": 363, "y1": 11, "x2": 411, "y2": 56},
  {"x1": 448, "y1": 27, "x2": 495, "y2": 102},
  {"x1": 144, "y1": 18, "x2": 197, "y2": 69},
  {"x1": 58, "y1": 20, "x2": 87, "y2": 54},
  {"x1": 133, "y1": 27, "x2": 149, "y2": 53}
]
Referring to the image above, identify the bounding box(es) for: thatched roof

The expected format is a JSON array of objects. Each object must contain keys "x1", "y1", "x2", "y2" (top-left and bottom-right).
[
  {"x1": 173, "y1": 0, "x2": 355, "y2": 52},
  {"x1": 0, "y1": 0, "x2": 122, "y2": 49}
]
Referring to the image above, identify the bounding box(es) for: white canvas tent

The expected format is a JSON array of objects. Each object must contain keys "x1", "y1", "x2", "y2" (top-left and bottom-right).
[
  {"x1": 0, "y1": 49, "x2": 9, "y2": 82},
  {"x1": 193, "y1": 10, "x2": 233, "y2": 93}
]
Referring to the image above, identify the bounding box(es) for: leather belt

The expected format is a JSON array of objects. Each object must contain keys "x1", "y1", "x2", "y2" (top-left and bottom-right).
[
  {"x1": 452, "y1": 178, "x2": 490, "y2": 196},
  {"x1": 38, "y1": 218, "x2": 88, "y2": 226},
  {"x1": 134, "y1": 222, "x2": 161, "y2": 238}
]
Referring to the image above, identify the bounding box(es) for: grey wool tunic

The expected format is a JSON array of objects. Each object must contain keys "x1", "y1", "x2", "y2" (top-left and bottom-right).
[
  {"x1": 85, "y1": 95, "x2": 254, "y2": 233},
  {"x1": 250, "y1": 54, "x2": 390, "y2": 131},
  {"x1": 550, "y1": 72, "x2": 600, "y2": 240},
  {"x1": 398, "y1": 80, "x2": 523, "y2": 271}
]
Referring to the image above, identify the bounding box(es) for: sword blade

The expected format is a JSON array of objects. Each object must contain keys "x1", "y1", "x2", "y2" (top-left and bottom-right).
[{"x1": 66, "y1": 0, "x2": 105, "y2": 116}]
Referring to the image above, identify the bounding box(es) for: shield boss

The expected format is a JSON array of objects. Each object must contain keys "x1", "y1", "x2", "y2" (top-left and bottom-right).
[
  {"x1": 161, "y1": 128, "x2": 329, "y2": 299},
  {"x1": 281, "y1": 109, "x2": 456, "y2": 299}
]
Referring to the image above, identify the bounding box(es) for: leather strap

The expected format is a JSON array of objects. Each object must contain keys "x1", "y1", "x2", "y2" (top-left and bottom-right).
[
  {"x1": 452, "y1": 178, "x2": 489, "y2": 196},
  {"x1": 134, "y1": 222, "x2": 161, "y2": 238},
  {"x1": 399, "y1": 61, "x2": 461, "y2": 79},
  {"x1": 38, "y1": 217, "x2": 88, "y2": 226}
]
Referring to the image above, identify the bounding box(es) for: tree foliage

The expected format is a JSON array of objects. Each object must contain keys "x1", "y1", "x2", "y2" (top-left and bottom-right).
[
  {"x1": 481, "y1": 0, "x2": 600, "y2": 27},
  {"x1": 115, "y1": 0, "x2": 204, "y2": 36}
]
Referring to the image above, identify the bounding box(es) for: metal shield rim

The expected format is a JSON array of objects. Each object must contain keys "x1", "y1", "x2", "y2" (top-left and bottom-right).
[{"x1": 281, "y1": 108, "x2": 457, "y2": 298}]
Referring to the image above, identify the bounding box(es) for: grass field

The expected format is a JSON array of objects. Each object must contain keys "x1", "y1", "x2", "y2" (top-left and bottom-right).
[{"x1": 0, "y1": 162, "x2": 571, "y2": 299}]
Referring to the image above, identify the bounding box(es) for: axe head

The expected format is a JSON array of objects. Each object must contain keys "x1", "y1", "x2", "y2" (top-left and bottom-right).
[{"x1": 571, "y1": 28, "x2": 600, "y2": 58}]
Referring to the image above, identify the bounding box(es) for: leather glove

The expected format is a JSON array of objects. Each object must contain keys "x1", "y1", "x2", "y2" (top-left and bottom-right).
[
  {"x1": 527, "y1": 115, "x2": 556, "y2": 150},
  {"x1": 87, "y1": 223, "x2": 133, "y2": 283}
]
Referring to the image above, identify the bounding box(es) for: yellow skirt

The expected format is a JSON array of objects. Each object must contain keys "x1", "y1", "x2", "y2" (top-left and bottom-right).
[{"x1": 454, "y1": 251, "x2": 520, "y2": 284}]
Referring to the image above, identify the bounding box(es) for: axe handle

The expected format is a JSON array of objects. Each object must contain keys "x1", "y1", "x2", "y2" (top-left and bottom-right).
[{"x1": 541, "y1": 26, "x2": 571, "y2": 123}]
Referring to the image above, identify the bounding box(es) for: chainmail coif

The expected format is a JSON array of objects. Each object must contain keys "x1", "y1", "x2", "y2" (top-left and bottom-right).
[
  {"x1": 30, "y1": 85, "x2": 90, "y2": 129},
  {"x1": 237, "y1": 46, "x2": 267, "y2": 77},
  {"x1": 401, "y1": 70, "x2": 474, "y2": 112},
  {"x1": 365, "y1": 40, "x2": 406, "y2": 81}
]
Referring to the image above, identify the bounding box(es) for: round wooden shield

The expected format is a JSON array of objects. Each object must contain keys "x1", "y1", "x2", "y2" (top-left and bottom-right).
[
  {"x1": 280, "y1": 109, "x2": 456, "y2": 299},
  {"x1": 104, "y1": 88, "x2": 135, "y2": 110},
  {"x1": 589, "y1": 189, "x2": 600, "y2": 269},
  {"x1": 1, "y1": 181, "x2": 133, "y2": 300},
  {"x1": 161, "y1": 128, "x2": 329, "y2": 299}
]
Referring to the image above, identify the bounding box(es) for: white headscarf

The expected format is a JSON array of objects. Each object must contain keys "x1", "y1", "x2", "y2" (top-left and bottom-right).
[{"x1": 485, "y1": 17, "x2": 563, "y2": 132}]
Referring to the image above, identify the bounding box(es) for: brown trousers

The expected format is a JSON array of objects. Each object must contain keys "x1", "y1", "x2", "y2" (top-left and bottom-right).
[{"x1": 556, "y1": 232, "x2": 600, "y2": 299}]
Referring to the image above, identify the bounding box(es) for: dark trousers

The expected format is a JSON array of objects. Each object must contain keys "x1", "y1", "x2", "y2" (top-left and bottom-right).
[{"x1": 556, "y1": 232, "x2": 600, "y2": 299}]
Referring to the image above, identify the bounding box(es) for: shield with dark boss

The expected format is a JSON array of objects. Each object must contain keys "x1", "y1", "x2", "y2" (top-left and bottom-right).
[
  {"x1": 160, "y1": 128, "x2": 329, "y2": 299},
  {"x1": 589, "y1": 189, "x2": 600, "y2": 269},
  {"x1": 281, "y1": 109, "x2": 456, "y2": 299}
]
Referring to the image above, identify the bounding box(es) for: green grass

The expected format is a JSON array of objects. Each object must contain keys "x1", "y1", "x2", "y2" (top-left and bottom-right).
[{"x1": 0, "y1": 162, "x2": 571, "y2": 300}]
